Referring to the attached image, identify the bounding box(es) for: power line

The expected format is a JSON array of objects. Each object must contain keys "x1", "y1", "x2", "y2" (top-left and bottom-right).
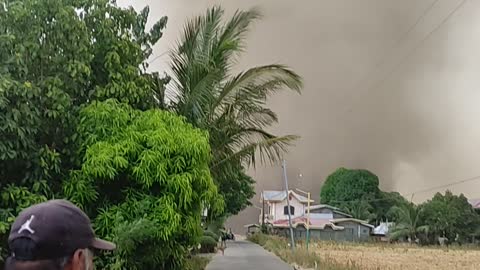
[
  {"x1": 407, "y1": 174, "x2": 480, "y2": 197},
  {"x1": 148, "y1": 51, "x2": 169, "y2": 64},
  {"x1": 327, "y1": 173, "x2": 480, "y2": 205},
  {"x1": 344, "y1": 0, "x2": 440, "y2": 96},
  {"x1": 351, "y1": 0, "x2": 467, "y2": 101}
]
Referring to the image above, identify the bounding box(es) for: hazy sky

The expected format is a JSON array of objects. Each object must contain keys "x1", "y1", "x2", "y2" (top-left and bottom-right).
[{"x1": 118, "y1": 0, "x2": 480, "y2": 232}]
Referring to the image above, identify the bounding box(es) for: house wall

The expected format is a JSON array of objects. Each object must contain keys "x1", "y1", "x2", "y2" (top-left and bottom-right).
[
  {"x1": 273, "y1": 196, "x2": 305, "y2": 221},
  {"x1": 310, "y1": 208, "x2": 333, "y2": 214},
  {"x1": 332, "y1": 212, "x2": 350, "y2": 219},
  {"x1": 334, "y1": 221, "x2": 372, "y2": 242},
  {"x1": 278, "y1": 222, "x2": 372, "y2": 242},
  {"x1": 310, "y1": 208, "x2": 350, "y2": 219}
]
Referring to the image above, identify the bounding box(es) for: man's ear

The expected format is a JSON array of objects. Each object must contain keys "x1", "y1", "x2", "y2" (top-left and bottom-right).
[{"x1": 67, "y1": 249, "x2": 86, "y2": 270}]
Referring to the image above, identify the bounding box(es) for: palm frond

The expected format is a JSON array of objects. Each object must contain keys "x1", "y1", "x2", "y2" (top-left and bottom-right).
[
  {"x1": 167, "y1": 6, "x2": 303, "y2": 171},
  {"x1": 417, "y1": 225, "x2": 430, "y2": 234},
  {"x1": 212, "y1": 135, "x2": 299, "y2": 169},
  {"x1": 389, "y1": 227, "x2": 410, "y2": 240}
]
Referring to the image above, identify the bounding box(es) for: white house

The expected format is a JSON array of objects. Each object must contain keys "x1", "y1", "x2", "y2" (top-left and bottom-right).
[
  {"x1": 260, "y1": 190, "x2": 374, "y2": 242},
  {"x1": 260, "y1": 190, "x2": 314, "y2": 224}
]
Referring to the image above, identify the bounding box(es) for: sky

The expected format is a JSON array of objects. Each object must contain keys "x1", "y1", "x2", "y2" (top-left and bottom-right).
[{"x1": 117, "y1": 0, "x2": 480, "y2": 232}]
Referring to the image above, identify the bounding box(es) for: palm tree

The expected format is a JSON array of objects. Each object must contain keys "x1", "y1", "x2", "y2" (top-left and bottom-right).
[
  {"x1": 163, "y1": 6, "x2": 303, "y2": 168},
  {"x1": 160, "y1": 6, "x2": 303, "y2": 215},
  {"x1": 389, "y1": 204, "x2": 429, "y2": 242},
  {"x1": 341, "y1": 200, "x2": 376, "y2": 222}
]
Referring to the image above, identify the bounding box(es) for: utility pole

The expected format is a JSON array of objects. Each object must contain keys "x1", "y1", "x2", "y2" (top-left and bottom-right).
[
  {"x1": 296, "y1": 188, "x2": 311, "y2": 251},
  {"x1": 262, "y1": 192, "x2": 265, "y2": 231},
  {"x1": 282, "y1": 159, "x2": 295, "y2": 250}
]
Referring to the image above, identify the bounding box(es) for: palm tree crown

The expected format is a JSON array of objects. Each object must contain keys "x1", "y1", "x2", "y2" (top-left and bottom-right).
[{"x1": 164, "y1": 6, "x2": 303, "y2": 168}]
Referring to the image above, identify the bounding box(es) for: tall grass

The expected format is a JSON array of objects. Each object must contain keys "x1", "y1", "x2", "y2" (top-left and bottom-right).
[
  {"x1": 248, "y1": 234, "x2": 360, "y2": 270},
  {"x1": 185, "y1": 255, "x2": 211, "y2": 270}
]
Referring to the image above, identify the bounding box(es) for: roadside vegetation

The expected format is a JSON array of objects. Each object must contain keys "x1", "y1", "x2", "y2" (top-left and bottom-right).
[
  {"x1": 250, "y1": 233, "x2": 480, "y2": 270},
  {"x1": 249, "y1": 233, "x2": 360, "y2": 270},
  {"x1": 0, "y1": 1, "x2": 300, "y2": 269},
  {"x1": 185, "y1": 256, "x2": 212, "y2": 270},
  {"x1": 321, "y1": 168, "x2": 480, "y2": 245}
]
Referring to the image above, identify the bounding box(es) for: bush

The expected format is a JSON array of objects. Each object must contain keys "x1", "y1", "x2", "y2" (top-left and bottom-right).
[
  {"x1": 200, "y1": 236, "x2": 217, "y2": 253},
  {"x1": 204, "y1": 230, "x2": 219, "y2": 241}
]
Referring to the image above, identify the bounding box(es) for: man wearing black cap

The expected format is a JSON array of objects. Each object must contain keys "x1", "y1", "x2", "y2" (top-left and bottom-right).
[{"x1": 5, "y1": 199, "x2": 116, "y2": 270}]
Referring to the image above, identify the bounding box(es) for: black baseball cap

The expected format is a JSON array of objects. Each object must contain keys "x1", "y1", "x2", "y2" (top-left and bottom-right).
[{"x1": 8, "y1": 199, "x2": 115, "y2": 261}]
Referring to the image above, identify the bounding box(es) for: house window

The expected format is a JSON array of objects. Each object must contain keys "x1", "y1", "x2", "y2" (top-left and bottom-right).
[{"x1": 284, "y1": 205, "x2": 295, "y2": 215}]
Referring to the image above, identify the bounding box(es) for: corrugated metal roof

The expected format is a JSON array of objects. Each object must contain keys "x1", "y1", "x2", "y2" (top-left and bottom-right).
[
  {"x1": 261, "y1": 190, "x2": 313, "y2": 203},
  {"x1": 307, "y1": 204, "x2": 352, "y2": 218},
  {"x1": 271, "y1": 214, "x2": 373, "y2": 230}
]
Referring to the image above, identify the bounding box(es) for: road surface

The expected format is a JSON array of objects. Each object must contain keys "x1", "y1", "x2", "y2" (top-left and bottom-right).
[{"x1": 206, "y1": 240, "x2": 292, "y2": 270}]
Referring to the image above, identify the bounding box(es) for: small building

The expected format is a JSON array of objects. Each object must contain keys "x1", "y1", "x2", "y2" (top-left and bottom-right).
[
  {"x1": 260, "y1": 190, "x2": 314, "y2": 224},
  {"x1": 244, "y1": 224, "x2": 260, "y2": 236},
  {"x1": 274, "y1": 216, "x2": 373, "y2": 242},
  {"x1": 260, "y1": 190, "x2": 374, "y2": 242},
  {"x1": 372, "y1": 222, "x2": 394, "y2": 242}
]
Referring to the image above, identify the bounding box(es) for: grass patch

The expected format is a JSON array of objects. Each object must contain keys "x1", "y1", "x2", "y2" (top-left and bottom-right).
[
  {"x1": 185, "y1": 255, "x2": 211, "y2": 270},
  {"x1": 248, "y1": 233, "x2": 359, "y2": 270}
]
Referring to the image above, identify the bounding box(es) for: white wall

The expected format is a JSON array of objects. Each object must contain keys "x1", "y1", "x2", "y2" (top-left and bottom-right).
[
  {"x1": 118, "y1": 0, "x2": 480, "y2": 233},
  {"x1": 273, "y1": 197, "x2": 306, "y2": 221}
]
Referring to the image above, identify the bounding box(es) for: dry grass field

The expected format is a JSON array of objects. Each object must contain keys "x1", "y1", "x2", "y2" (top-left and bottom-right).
[
  {"x1": 310, "y1": 241, "x2": 480, "y2": 270},
  {"x1": 249, "y1": 234, "x2": 480, "y2": 270}
]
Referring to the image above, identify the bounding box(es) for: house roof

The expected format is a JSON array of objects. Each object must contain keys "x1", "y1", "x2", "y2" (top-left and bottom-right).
[
  {"x1": 307, "y1": 204, "x2": 352, "y2": 218},
  {"x1": 261, "y1": 190, "x2": 314, "y2": 203},
  {"x1": 272, "y1": 216, "x2": 344, "y2": 230},
  {"x1": 469, "y1": 198, "x2": 480, "y2": 209},
  {"x1": 373, "y1": 222, "x2": 394, "y2": 235},
  {"x1": 271, "y1": 214, "x2": 373, "y2": 230},
  {"x1": 331, "y1": 218, "x2": 374, "y2": 229}
]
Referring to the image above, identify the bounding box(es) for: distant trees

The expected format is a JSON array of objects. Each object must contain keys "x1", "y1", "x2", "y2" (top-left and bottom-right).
[
  {"x1": 420, "y1": 191, "x2": 480, "y2": 243},
  {"x1": 320, "y1": 168, "x2": 381, "y2": 206},
  {"x1": 389, "y1": 203, "x2": 429, "y2": 242},
  {"x1": 320, "y1": 168, "x2": 480, "y2": 245},
  {"x1": 320, "y1": 168, "x2": 395, "y2": 223}
]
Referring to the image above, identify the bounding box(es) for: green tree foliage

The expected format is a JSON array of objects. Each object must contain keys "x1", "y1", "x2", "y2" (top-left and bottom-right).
[
  {"x1": 0, "y1": 0, "x2": 167, "y2": 195},
  {"x1": 66, "y1": 99, "x2": 222, "y2": 269},
  {"x1": 163, "y1": 6, "x2": 303, "y2": 215},
  {"x1": 199, "y1": 236, "x2": 217, "y2": 253},
  {"x1": 389, "y1": 203, "x2": 429, "y2": 242},
  {"x1": 320, "y1": 168, "x2": 380, "y2": 207},
  {"x1": 0, "y1": 0, "x2": 217, "y2": 267},
  {"x1": 320, "y1": 168, "x2": 412, "y2": 223},
  {"x1": 420, "y1": 191, "x2": 480, "y2": 242},
  {"x1": 340, "y1": 200, "x2": 376, "y2": 222},
  {"x1": 373, "y1": 191, "x2": 411, "y2": 222}
]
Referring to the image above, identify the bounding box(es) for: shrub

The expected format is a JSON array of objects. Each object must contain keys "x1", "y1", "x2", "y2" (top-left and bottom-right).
[
  {"x1": 200, "y1": 236, "x2": 218, "y2": 253},
  {"x1": 204, "y1": 230, "x2": 220, "y2": 241}
]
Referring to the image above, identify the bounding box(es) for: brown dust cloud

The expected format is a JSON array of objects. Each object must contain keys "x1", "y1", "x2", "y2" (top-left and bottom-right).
[{"x1": 118, "y1": 0, "x2": 480, "y2": 233}]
